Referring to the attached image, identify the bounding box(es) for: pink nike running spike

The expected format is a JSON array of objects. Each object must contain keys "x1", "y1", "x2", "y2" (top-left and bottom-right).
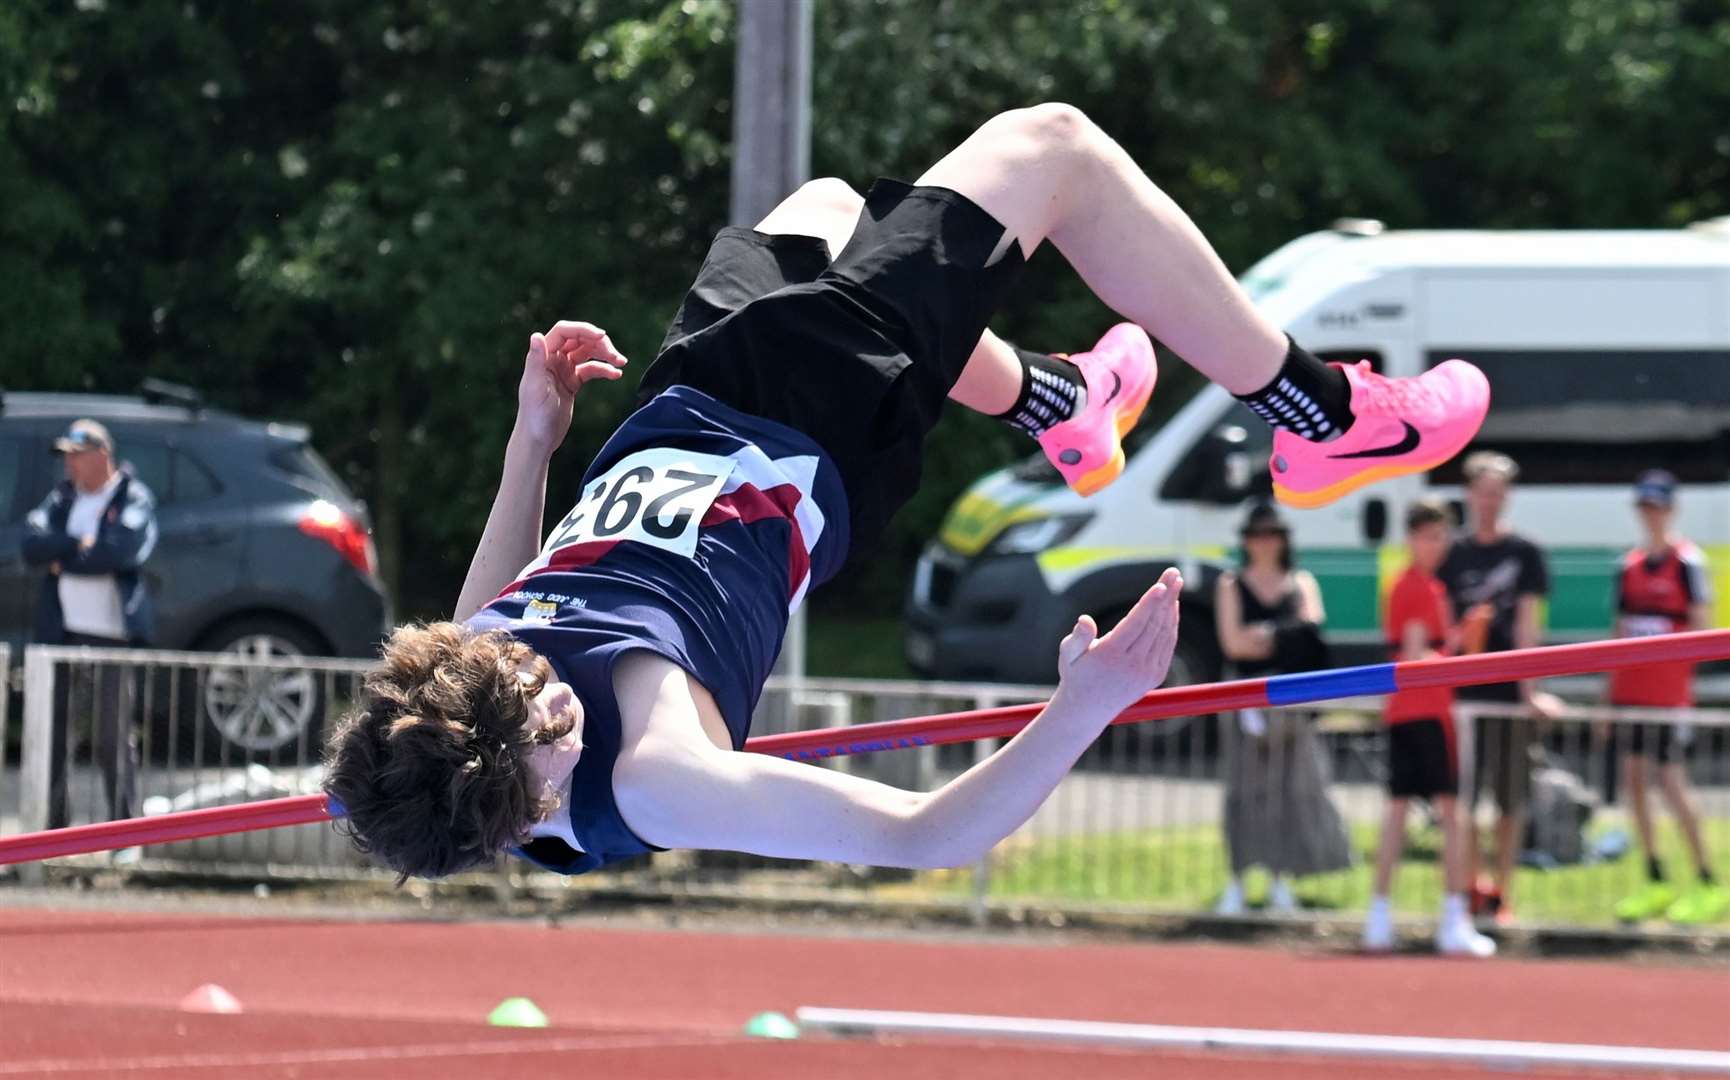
[
  {"x1": 1270, "y1": 359, "x2": 1491, "y2": 509},
  {"x1": 1037, "y1": 323, "x2": 1157, "y2": 496}
]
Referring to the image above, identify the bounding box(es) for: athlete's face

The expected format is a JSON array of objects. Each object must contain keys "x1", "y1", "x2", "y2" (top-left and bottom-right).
[
  {"x1": 519, "y1": 668, "x2": 585, "y2": 813},
  {"x1": 1407, "y1": 521, "x2": 1449, "y2": 573},
  {"x1": 1636, "y1": 500, "x2": 1673, "y2": 538},
  {"x1": 1466, "y1": 473, "x2": 1509, "y2": 528}
]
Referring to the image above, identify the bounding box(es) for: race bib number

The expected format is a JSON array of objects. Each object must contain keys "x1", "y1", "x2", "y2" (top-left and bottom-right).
[
  {"x1": 543, "y1": 448, "x2": 736, "y2": 560},
  {"x1": 1622, "y1": 614, "x2": 1673, "y2": 638}
]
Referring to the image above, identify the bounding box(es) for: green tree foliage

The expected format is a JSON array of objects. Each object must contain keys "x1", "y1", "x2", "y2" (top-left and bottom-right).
[{"x1": 3, "y1": 0, "x2": 1727, "y2": 620}]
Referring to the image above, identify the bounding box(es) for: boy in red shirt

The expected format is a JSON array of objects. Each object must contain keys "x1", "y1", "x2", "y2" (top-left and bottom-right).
[
  {"x1": 1609, "y1": 471, "x2": 1726, "y2": 925},
  {"x1": 1364, "y1": 500, "x2": 1496, "y2": 956}
]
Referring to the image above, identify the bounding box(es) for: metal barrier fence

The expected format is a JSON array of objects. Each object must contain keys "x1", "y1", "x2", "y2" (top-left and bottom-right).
[{"x1": 3, "y1": 644, "x2": 1727, "y2": 933}]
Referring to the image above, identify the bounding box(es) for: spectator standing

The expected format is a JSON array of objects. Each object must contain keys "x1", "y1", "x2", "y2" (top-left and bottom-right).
[
  {"x1": 1608, "y1": 470, "x2": 1728, "y2": 926},
  {"x1": 1364, "y1": 499, "x2": 1496, "y2": 957},
  {"x1": 20, "y1": 420, "x2": 158, "y2": 833},
  {"x1": 1214, "y1": 502, "x2": 1352, "y2": 915},
  {"x1": 1438, "y1": 451, "x2": 1563, "y2": 924}
]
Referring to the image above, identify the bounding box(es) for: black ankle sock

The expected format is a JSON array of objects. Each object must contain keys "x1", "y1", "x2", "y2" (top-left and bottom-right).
[
  {"x1": 1648, "y1": 855, "x2": 1666, "y2": 883},
  {"x1": 1235, "y1": 338, "x2": 1352, "y2": 441},
  {"x1": 998, "y1": 346, "x2": 1086, "y2": 439}
]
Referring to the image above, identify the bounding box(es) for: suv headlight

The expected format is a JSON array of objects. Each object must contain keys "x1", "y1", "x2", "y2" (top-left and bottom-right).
[{"x1": 988, "y1": 513, "x2": 1093, "y2": 556}]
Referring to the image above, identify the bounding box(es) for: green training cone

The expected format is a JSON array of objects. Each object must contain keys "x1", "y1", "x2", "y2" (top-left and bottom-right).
[
  {"x1": 487, "y1": 997, "x2": 550, "y2": 1028},
  {"x1": 742, "y1": 1011, "x2": 800, "y2": 1040}
]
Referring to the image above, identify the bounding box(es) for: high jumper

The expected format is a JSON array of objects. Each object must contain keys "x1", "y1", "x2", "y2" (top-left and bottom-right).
[{"x1": 322, "y1": 104, "x2": 1490, "y2": 880}]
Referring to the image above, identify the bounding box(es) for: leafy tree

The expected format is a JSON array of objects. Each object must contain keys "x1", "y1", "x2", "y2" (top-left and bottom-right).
[{"x1": 4, "y1": 0, "x2": 1726, "y2": 632}]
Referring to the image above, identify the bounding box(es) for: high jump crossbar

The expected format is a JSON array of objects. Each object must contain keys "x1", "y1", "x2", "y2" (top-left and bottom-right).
[{"x1": 2, "y1": 628, "x2": 1726, "y2": 867}]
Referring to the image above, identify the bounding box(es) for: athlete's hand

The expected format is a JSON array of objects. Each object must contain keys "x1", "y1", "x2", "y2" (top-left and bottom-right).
[
  {"x1": 1054, "y1": 568, "x2": 1183, "y2": 723},
  {"x1": 514, "y1": 321, "x2": 628, "y2": 452}
]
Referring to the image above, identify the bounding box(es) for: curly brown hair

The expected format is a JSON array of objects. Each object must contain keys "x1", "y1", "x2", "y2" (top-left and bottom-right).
[{"x1": 323, "y1": 622, "x2": 572, "y2": 881}]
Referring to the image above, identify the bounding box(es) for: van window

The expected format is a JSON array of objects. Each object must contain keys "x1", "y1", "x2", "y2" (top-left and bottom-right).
[
  {"x1": 1425, "y1": 350, "x2": 1730, "y2": 484},
  {"x1": 174, "y1": 450, "x2": 221, "y2": 501},
  {"x1": 1159, "y1": 350, "x2": 1383, "y2": 503},
  {"x1": 1159, "y1": 400, "x2": 1274, "y2": 502},
  {"x1": 121, "y1": 439, "x2": 173, "y2": 501}
]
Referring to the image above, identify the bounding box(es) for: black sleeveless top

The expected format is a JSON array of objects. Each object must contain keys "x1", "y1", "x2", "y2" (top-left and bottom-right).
[{"x1": 1233, "y1": 574, "x2": 1303, "y2": 678}]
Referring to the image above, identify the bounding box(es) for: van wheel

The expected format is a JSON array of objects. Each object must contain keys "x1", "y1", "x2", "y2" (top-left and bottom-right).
[{"x1": 196, "y1": 617, "x2": 328, "y2": 757}]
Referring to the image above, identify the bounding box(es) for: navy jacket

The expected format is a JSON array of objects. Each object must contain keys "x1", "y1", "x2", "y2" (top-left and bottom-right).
[{"x1": 21, "y1": 469, "x2": 159, "y2": 644}]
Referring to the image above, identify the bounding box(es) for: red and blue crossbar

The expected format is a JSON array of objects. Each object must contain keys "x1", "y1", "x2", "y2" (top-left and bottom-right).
[{"x1": 3, "y1": 628, "x2": 1727, "y2": 866}]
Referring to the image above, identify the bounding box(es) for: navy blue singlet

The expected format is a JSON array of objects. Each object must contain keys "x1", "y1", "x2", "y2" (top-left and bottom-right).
[{"x1": 464, "y1": 386, "x2": 848, "y2": 874}]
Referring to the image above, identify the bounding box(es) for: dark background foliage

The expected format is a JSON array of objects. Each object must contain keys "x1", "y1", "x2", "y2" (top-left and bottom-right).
[{"x1": 4, "y1": 0, "x2": 1727, "y2": 626}]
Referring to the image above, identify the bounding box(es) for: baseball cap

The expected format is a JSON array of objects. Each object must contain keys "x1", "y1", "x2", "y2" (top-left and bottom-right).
[
  {"x1": 1633, "y1": 469, "x2": 1677, "y2": 508},
  {"x1": 52, "y1": 419, "x2": 114, "y2": 454}
]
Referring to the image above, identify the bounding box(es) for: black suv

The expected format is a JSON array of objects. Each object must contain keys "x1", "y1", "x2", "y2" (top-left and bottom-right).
[{"x1": 0, "y1": 384, "x2": 390, "y2": 753}]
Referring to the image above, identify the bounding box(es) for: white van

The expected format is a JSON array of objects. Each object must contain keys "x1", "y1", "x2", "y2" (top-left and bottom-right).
[{"x1": 905, "y1": 219, "x2": 1730, "y2": 688}]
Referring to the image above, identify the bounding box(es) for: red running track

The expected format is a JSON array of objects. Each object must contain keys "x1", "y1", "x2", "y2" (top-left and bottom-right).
[{"x1": 0, "y1": 907, "x2": 1723, "y2": 1079}]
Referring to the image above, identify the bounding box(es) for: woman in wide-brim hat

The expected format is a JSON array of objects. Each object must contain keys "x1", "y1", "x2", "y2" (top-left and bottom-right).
[{"x1": 1212, "y1": 501, "x2": 1352, "y2": 915}]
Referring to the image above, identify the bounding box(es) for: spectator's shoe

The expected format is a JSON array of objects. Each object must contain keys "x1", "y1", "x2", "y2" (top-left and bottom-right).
[
  {"x1": 1614, "y1": 880, "x2": 1678, "y2": 923},
  {"x1": 1362, "y1": 906, "x2": 1395, "y2": 952},
  {"x1": 1666, "y1": 883, "x2": 1730, "y2": 925},
  {"x1": 1214, "y1": 880, "x2": 1247, "y2": 917},
  {"x1": 1266, "y1": 878, "x2": 1300, "y2": 914},
  {"x1": 1436, "y1": 919, "x2": 1497, "y2": 958},
  {"x1": 1270, "y1": 359, "x2": 1490, "y2": 509},
  {"x1": 1038, "y1": 323, "x2": 1157, "y2": 496}
]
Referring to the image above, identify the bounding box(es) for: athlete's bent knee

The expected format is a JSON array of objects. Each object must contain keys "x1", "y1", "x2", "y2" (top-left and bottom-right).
[
  {"x1": 1007, "y1": 101, "x2": 1096, "y2": 151},
  {"x1": 792, "y1": 176, "x2": 864, "y2": 218}
]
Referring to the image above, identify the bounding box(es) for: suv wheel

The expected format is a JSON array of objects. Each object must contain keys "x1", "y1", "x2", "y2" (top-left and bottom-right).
[{"x1": 200, "y1": 618, "x2": 325, "y2": 755}]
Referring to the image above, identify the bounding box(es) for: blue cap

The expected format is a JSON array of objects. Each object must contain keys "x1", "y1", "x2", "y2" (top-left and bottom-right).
[{"x1": 1633, "y1": 469, "x2": 1676, "y2": 508}]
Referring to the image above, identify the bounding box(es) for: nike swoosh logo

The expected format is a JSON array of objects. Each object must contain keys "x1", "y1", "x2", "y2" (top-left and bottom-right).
[{"x1": 1327, "y1": 421, "x2": 1420, "y2": 459}]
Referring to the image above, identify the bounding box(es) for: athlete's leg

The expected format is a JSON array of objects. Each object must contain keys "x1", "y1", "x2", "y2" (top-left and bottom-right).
[
  {"x1": 753, "y1": 177, "x2": 865, "y2": 261},
  {"x1": 758, "y1": 178, "x2": 1027, "y2": 416},
  {"x1": 913, "y1": 104, "x2": 1489, "y2": 507},
  {"x1": 1436, "y1": 794, "x2": 1470, "y2": 895},
  {"x1": 1491, "y1": 810, "x2": 1521, "y2": 902},
  {"x1": 915, "y1": 103, "x2": 1284, "y2": 394},
  {"x1": 1626, "y1": 754, "x2": 1658, "y2": 860},
  {"x1": 1660, "y1": 760, "x2": 1713, "y2": 877},
  {"x1": 1371, "y1": 796, "x2": 1409, "y2": 897}
]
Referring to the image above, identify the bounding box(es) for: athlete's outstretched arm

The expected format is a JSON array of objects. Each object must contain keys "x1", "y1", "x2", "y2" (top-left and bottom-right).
[
  {"x1": 616, "y1": 570, "x2": 1183, "y2": 867},
  {"x1": 453, "y1": 324, "x2": 627, "y2": 621}
]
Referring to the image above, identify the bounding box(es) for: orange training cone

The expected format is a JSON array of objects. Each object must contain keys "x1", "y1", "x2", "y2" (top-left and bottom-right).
[{"x1": 179, "y1": 983, "x2": 245, "y2": 1014}]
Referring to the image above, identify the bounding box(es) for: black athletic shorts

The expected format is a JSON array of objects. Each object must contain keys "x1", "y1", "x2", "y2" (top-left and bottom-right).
[
  {"x1": 636, "y1": 179, "x2": 1024, "y2": 559},
  {"x1": 1386, "y1": 717, "x2": 1457, "y2": 800},
  {"x1": 1626, "y1": 722, "x2": 1689, "y2": 764}
]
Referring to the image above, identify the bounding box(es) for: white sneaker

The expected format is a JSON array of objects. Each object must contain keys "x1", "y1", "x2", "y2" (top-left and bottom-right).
[
  {"x1": 1214, "y1": 881, "x2": 1247, "y2": 916},
  {"x1": 1267, "y1": 878, "x2": 1299, "y2": 914},
  {"x1": 1363, "y1": 905, "x2": 1395, "y2": 952},
  {"x1": 1437, "y1": 921, "x2": 1497, "y2": 958}
]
